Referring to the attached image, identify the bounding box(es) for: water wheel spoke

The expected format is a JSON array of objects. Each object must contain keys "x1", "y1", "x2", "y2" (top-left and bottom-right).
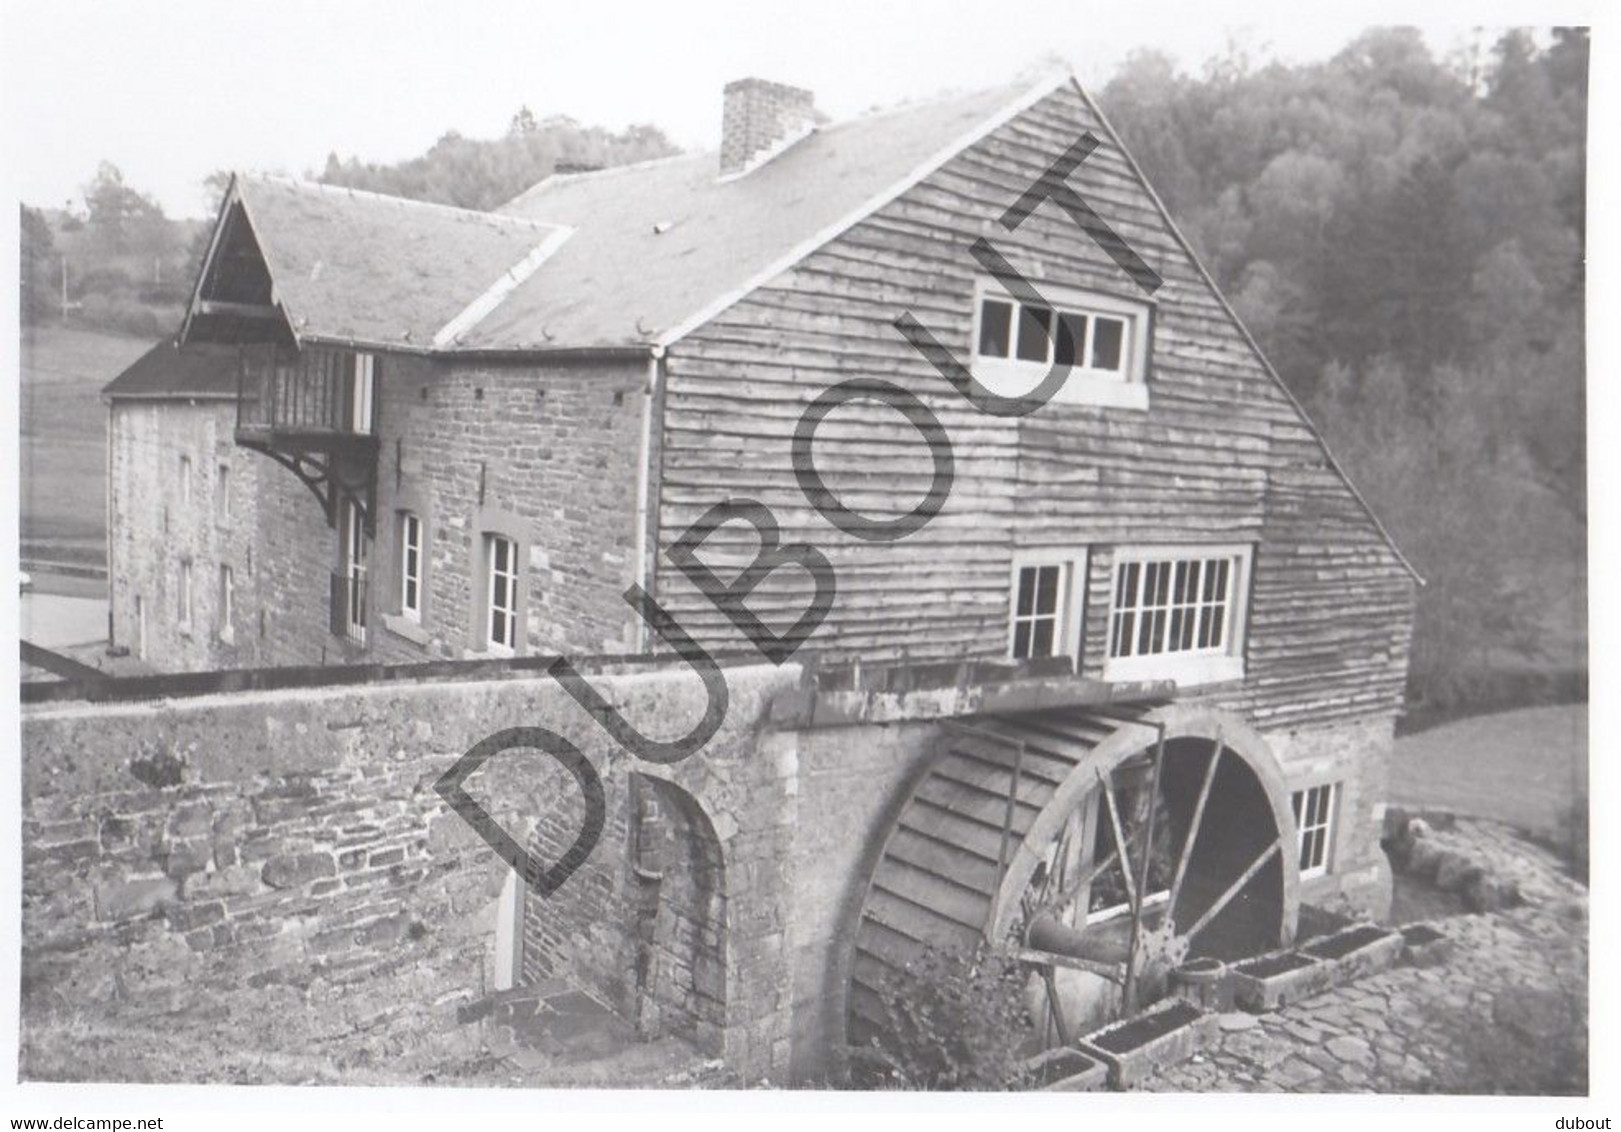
[
  {"x1": 1167, "y1": 740, "x2": 1223, "y2": 921},
  {"x1": 1122, "y1": 727, "x2": 1167, "y2": 1014},
  {"x1": 1054, "y1": 844, "x2": 1117, "y2": 912},
  {"x1": 1040, "y1": 966, "x2": 1072, "y2": 1046},
  {"x1": 1183, "y1": 840, "x2": 1283, "y2": 942},
  {"x1": 1096, "y1": 770, "x2": 1139, "y2": 913}
]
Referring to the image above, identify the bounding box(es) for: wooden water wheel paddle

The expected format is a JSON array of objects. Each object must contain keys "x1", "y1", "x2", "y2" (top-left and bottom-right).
[{"x1": 846, "y1": 703, "x2": 1299, "y2": 1058}]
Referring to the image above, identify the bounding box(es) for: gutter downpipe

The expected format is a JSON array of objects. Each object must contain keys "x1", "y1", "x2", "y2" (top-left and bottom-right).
[{"x1": 632, "y1": 346, "x2": 664, "y2": 654}]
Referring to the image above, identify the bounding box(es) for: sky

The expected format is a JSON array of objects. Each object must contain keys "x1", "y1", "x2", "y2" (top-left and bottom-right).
[{"x1": 0, "y1": 0, "x2": 1592, "y2": 219}]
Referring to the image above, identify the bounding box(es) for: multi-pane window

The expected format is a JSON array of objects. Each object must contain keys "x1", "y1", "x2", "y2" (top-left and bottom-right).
[
  {"x1": 1110, "y1": 555, "x2": 1233, "y2": 659},
  {"x1": 177, "y1": 559, "x2": 193, "y2": 629},
  {"x1": 218, "y1": 564, "x2": 234, "y2": 640},
  {"x1": 1292, "y1": 783, "x2": 1337, "y2": 877},
  {"x1": 399, "y1": 512, "x2": 423, "y2": 621},
  {"x1": 1105, "y1": 547, "x2": 1250, "y2": 684},
  {"x1": 1010, "y1": 561, "x2": 1072, "y2": 660},
  {"x1": 977, "y1": 296, "x2": 1129, "y2": 377},
  {"x1": 486, "y1": 534, "x2": 519, "y2": 652}
]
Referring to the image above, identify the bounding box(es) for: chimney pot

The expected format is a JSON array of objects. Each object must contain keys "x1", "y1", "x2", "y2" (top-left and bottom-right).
[{"x1": 721, "y1": 77, "x2": 817, "y2": 177}]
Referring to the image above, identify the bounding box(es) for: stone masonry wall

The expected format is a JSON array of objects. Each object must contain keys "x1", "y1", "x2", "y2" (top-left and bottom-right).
[
  {"x1": 21, "y1": 654, "x2": 1398, "y2": 1084},
  {"x1": 360, "y1": 352, "x2": 650, "y2": 665},
  {"x1": 108, "y1": 398, "x2": 279, "y2": 671},
  {"x1": 107, "y1": 349, "x2": 650, "y2": 674},
  {"x1": 22, "y1": 662, "x2": 803, "y2": 1082}
]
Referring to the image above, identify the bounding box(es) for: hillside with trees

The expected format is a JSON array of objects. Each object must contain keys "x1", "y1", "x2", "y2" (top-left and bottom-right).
[
  {"x1": 1099, "y1": 28, "x2": 1587, "y2": 714},
  {"x1": 18, "y1": 32, "x2": 1586, "y2": 714}
]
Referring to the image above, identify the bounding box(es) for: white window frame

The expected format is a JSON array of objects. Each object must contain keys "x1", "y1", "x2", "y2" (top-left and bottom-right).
[
  {"x1": 342, "y1": 499, "x2": 368, "y2": 645},
  {"x1": 350, "y1": 353, "x2": 376, "y2": 435},
  {"x1": 485, "y1": 533, "x2": 519, "y2": 654},
  {"x1": 1292, "y1": 783, "x2": 1338, "y2": 879},
  {"x1": 399, "y1": 511, "x2": 423, "y2": 622},
  {"x1": 179, "y1": 455, "x2": 192, "y2": 505},
  {"x1": 1006, "y1": 549, "x2": 1087, "y2": 663},
  {"x1": 1103, "y1": 544, "x2": 1252, "y2": 686},
  {"x1": 970, "y1": 280, "x2": 1152, "y2": 411},
  {"x1": 218, "y1": 563, "x2": 234, "y2": 644},
  {"x1": 177, "y1": 559, "x2": 193, "y2": 631}
]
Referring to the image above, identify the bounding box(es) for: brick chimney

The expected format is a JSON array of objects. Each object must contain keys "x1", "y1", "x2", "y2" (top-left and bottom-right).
[{"x1": 720, "y1": 78, "x2": 817, "y2": 177}]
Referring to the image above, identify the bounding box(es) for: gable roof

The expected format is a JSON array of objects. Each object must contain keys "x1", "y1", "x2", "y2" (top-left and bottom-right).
[
  {"x1": 475, "y1": 73, "x2": 1062, "y2": 350},
  {"x1": 172, "y1": 71, "x2": 1417, "y2": 581},
  {"x1": 197, "y1": 175, "x2": 569, "y2": 351},
  {"x1": 102, "y1": 338, "x2": 240, "y2": 401}
]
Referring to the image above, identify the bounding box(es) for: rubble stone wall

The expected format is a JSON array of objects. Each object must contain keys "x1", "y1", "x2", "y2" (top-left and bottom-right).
[{"x1": 22, "y1": 662, "x2": 803, "y2": 1081}]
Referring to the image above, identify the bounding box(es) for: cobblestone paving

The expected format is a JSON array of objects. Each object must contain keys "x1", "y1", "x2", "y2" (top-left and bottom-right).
[{"x1": 1145, "y1": 819, "x2": 1588, "y2": 1094}]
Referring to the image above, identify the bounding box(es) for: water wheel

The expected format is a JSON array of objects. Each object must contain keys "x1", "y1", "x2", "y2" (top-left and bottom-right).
[{"x1": 846, "y1": 702, "x2": 1300, "y2": 1059}]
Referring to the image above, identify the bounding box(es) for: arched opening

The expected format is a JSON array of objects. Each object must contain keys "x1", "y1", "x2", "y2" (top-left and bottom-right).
[
  {"x1": 847, "y1": 703, "x2": 1298, "y2": 1062},
  {"x1": 627, "y1": 773, "x2": 728, "y2": 1054}
]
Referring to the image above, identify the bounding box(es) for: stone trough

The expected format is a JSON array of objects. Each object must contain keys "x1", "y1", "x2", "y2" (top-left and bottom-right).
[
  {"x1": 1076, "y1": 999, "x2": 1219, "y2": 1088},
  {"x1": 1228, "y1": 949, "x2": 1334, "y2": 1012},
  {"x1": 1025, "y1": 1047, "x2": 1109, "y2": 1091},
  {"x1": 1301, "y1": 923, "x2": 1406, "y2": 984}
]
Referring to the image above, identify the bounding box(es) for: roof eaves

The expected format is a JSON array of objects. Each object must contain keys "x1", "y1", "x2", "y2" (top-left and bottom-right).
[
  {"x1": 434, "y1": 343, "x2": 654, "y2": 362},
  {"x1": 651, "y1": 69, "x2": 1073, "y2": 351},
  {"x1": 1069, "y1": 78, "x2": 1424, "y2": 586},
  {"x1": 104, "y1": 390, "x2": 237, "y2": 403}
]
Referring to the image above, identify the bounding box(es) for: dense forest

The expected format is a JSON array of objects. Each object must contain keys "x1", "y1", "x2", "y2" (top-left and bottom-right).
[
  {"x1": 19, "y1": 28, "x2": 1586, "y2": 712},
  {"x1": 1098, "y1": 27, "x2": 1587, "y2": 711}
]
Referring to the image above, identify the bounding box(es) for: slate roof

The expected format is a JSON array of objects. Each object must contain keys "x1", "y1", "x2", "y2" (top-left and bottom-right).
[
  {"x1": 102, "y1": 338, "x2": 240, "y2": 401},
  {"x1": 478, "y1": 75, "x2": 1049, "y2": 350},
  {"x1": 191, "y1": 74, "x2": 1060, "y2": 354},
  {"x1": 230, "y1": 176, "x2": 568, "y2": 350}
]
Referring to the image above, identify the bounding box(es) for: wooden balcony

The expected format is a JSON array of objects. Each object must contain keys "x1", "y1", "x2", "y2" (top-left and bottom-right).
[
  {"x1": 234, "y1": 344, "x2": 379, "y2": 533},
  {"x1": 236, "y1": 344, "x2": 378, "y2": 445}
]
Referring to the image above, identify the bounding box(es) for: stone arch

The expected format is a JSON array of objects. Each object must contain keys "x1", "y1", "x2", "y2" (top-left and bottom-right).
[
  {"x1": 623, "y1": 771, "x2": 729, "y2": 1054},
  {"x1": 847, "y1": 701, "x2": 1300, "y2": 1052}
]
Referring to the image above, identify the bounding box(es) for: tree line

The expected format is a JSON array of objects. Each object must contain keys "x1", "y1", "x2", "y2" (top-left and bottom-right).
[
  {"x1": 1098, "y1": 27, "x2": 1587, "y2": 712},
  {"x1": 19, "y1": 110, "x2": 677, "y2": 335},
  {"x1": 20, "y1": 29, "x2": 1585, "y2": 713}
]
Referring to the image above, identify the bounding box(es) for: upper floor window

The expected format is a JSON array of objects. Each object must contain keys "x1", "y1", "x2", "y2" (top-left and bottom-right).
[
  {"x1": 399, "y1": 511, "x2": 423, "y2": 622},
  {"x1": 973, "y1": 282, "x2": 1151, "y2": 411},
  {"x1": 1292, "y1": 783, "x2": 1338, "y2": 878},
  {"x1": 1104, "y1": 546, "x2": 1251, "y2": 685},
  {"x1": 485, "y1": 533, "x2": 519, "y2": 653},
  {"x1": 179, "y1": 455, "x2": 192, "y2": 504},
  {"x1": 1007, "y1": 552, "x2": 1085, "y2": 662}
]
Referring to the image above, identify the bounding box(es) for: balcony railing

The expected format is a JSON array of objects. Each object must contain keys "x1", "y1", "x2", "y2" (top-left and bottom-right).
[
  {"x1": 238, "y1": 345, "x2": 375, "y2": 440},
  {"x1": 329, "y1": 570, "x2": 367, "y2": 647}
]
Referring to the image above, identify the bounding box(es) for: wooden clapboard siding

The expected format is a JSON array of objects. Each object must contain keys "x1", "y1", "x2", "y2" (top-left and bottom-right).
[{"x1": 656, "y1": 80, "x2": 1415, "y2": 726}]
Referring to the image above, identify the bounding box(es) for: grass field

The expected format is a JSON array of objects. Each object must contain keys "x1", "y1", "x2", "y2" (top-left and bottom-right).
[{"x1": 19, "y1": 324, "x2": 156, "y2": 565}]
